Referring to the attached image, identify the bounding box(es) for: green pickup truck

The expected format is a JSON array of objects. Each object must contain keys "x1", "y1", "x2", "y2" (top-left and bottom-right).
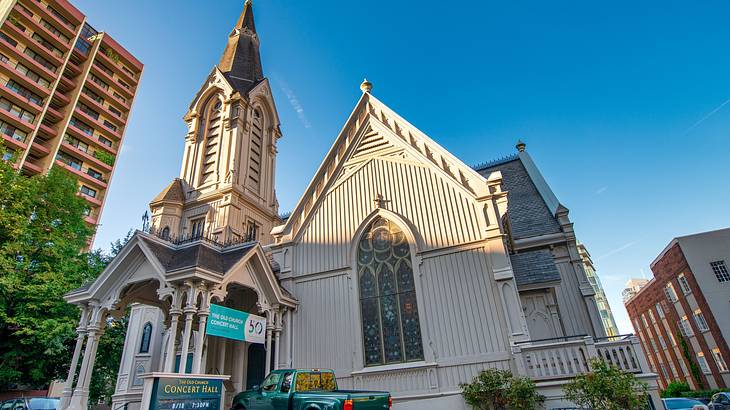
[{"x1": 231, "y1": 369, "x2": 391, "y2": 410}]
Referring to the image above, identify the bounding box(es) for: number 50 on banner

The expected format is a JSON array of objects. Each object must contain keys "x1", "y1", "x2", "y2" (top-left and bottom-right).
[{"x1": 244, "y1": 315, "x2": 266, "y2": 344}]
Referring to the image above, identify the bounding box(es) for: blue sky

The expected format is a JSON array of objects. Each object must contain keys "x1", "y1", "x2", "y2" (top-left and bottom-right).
[{"x1": 77, "y1": 0, "x2": 730, "y2": 334}]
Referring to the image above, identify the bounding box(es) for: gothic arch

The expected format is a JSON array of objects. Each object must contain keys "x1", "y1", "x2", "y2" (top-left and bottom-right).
[
  {"x1": 349, "y1": 213, "x2": 430, "y2": 368},
  {"x1": 195, "y1": 92, "x2": 225, "y2": 187}
]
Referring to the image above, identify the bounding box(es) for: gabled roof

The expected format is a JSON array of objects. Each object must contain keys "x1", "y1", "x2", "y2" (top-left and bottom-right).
[
  {"x1": 272, "y1": 88, "x2": 490, "y2": 240},
  {"x1": 218, "y1": 0, "x2": 264, "y2": 95},
  {"x1": 150, "y1": 178, "x2": 185, "y2": 205},
  {"x1": 138, "y1": 235, "x2": 257, "y2": 274}
]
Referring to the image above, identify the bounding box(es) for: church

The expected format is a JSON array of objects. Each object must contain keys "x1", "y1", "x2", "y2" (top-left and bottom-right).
[{"x1": 58, "y1": 2, "x2": 659, "y2": 409}]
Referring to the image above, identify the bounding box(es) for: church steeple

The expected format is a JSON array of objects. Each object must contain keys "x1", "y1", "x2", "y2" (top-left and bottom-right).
[{"x1": 218, "y1": 0, "x2": 264, "y2": 94}]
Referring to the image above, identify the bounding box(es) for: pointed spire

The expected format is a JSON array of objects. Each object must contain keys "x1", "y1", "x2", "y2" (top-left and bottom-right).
[{"x1": 218, "y1": 1, "x2": 264, "y2": 94}]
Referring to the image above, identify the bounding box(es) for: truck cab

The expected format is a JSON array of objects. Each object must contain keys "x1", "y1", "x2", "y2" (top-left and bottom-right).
[{"x1": 231, "y1": 369, "x2": 391, "y2": 410}]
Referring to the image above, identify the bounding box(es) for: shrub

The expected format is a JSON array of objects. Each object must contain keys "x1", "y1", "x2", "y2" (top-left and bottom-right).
[
  {"x1": 93, "y1": 150, "x2": 116, "y2": 166},
  {"x1": 661, "y1": 380, "x2": 691, "y2": 398},
  {"x1": 460, "y1": 368, "x2": 544, "y2": 410},
  {"x1": 563, "y1": 359, "x2": 648, "y2": 410}
]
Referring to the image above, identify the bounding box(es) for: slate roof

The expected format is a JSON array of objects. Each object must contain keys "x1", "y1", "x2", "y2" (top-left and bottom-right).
[
  {"x1": 218, "y1": 1, "x2": 264, "y2": 95},
  {"x1": 509, "y1": 249, "x2": 561, "y2": 286},
  {"x1": 138, "y1": 236, "x2": 256, "y2": 275},
  {"x1": 476, "y1": 157, "x2": 561, "y2": 240}
]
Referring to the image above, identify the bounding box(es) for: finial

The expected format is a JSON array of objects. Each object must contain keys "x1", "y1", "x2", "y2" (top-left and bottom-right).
[
  {"x1": 360, "y1": 78, "x2": 373, "y2": 93},
  {"x1": 516, "y1": 140, "x2": 526, "y2": 152},
  {"x1": 245, "y1": 0, "x2": 252, "y2": 5}
]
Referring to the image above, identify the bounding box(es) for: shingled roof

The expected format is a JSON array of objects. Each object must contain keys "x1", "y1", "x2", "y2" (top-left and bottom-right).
[{"x1": 150, "y1": 178, "x2": 185, "y2": 205}]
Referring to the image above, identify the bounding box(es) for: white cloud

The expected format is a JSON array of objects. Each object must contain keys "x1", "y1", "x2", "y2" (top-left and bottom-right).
[
  {"x1": 595, "y1": 186, "x2": 607, "y2": 195},
  {"x1": 596, "y1": 241, "x2": 636, "y2": 262},
  {"x1": 277, "y1": 79, "x2": 311, "y2": 129}
]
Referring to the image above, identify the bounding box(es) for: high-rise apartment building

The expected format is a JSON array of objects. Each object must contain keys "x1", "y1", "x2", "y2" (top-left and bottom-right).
[
  {"x1": 623, "y1": 278, "x2": 649, "y2": 302},
  {"x1": 625, "y1": 228, "x2": 730, "y2": 390},
  {"x1": 0, "y1": 0, "x2": 142, "y2": 230},
  {"x1": 578, "y1": 242, "x2": 620, "y2": 336}
]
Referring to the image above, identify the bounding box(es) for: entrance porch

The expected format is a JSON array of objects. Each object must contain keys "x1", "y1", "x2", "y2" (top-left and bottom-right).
[{"x1": 58, "y1": 231, "x2": 297, "y2": 410}]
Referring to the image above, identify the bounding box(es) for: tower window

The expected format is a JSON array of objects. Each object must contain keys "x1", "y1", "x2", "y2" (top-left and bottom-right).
[
  {"x1": 139, "y1": 322, "x2": 152, "y2": 353},
  {"x1": 161, "y1": 226, "x2": 170, "y2": 239},
  {"x1": 245, "y1": 220, "x2": 259, "y2": 241},
  {"x1": 247, "y1": 108, "x2": 263, "y2": 190},
  {"x1": 190, "y1": 218, "x2": 205, "y2": 238}
]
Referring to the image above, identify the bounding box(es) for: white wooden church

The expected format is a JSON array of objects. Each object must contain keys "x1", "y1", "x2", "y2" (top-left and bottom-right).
[{"x1": 58, "y1": 2, "x2": 659, "y2": 409}]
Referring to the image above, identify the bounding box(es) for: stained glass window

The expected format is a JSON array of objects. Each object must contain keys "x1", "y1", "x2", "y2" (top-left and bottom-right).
[{"x1": 358, "y1": 218, "x2": 424, "y2": 366}]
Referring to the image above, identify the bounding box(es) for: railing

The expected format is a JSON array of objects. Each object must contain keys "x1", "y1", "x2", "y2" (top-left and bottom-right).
[
  {"x1": 512, "y1": 334, "x2": 649, "y2": 381},
  {"x1": 595, "y1": 335, "x2": 643, "y2": 373}
]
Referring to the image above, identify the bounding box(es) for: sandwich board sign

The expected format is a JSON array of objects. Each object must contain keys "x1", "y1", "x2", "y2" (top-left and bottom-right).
[
  {"x1": 149, "y1": 377, "x2": 222, "y2": 410},
  {"x1": 207, "y1": 304, "x2": 266, "y2": 344}
]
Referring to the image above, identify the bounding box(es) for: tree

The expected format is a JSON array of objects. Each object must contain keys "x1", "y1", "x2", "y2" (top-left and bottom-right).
[
  {"x1": 0, "y1": 151, "x2": 97, "y2": 389},
  {"x1": 460, "y1": 368, "x2": 544, "y2": 410},
  {"x1": 563, "y1": 359, "x2": 649, "y2": 410}
]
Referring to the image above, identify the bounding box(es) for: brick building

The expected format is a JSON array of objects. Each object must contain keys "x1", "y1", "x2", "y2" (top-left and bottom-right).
[
  {"x1": 625, "y1": 228, "x2": 730, "y2": 390},
  {"x1": 0, "y1": 0, "x2": 142, "y2": 236}
]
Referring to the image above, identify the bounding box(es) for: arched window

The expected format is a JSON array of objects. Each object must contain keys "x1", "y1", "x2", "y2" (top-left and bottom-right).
[
  {"x1": 139, "y1": 322, "x2": 152, "y2": 353},
  {"x1": 161, "y1": 226, "x2": 170, "y2": 240},
  {"x1": 196, "y1": 94, "x2": 223, "y2": 187},
  {"x1": 357, "y1": 218, "x2": 423, "y2": 366},
  {"x1": 247, "y1": 108, "x2": 263, "y2": 190}
]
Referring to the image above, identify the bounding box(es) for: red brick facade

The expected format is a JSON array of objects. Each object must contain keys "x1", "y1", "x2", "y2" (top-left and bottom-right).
[{"x1": 625, "y1": 243, "x2": 729, "y2": 390}]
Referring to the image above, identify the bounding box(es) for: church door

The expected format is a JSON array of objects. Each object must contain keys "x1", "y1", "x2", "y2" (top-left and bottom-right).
[
  {"x1": 521, "y1": 290, "x2": 562, "y2": 340},
  {"x1": 246, "y1": 344, "x2": 267, "y2": 389}
]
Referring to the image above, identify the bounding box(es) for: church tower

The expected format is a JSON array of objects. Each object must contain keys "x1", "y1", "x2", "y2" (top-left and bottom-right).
[{"x1": 150, "y1": 0, "x2": 281, "y2": 244}]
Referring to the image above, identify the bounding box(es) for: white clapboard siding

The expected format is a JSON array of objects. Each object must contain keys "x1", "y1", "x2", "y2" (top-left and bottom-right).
[{"x1": 292, "y1": 157, "x2": 485, "y2": 276}]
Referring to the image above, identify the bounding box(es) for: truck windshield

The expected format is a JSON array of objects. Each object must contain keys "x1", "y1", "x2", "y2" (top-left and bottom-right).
[
  {"x1": 261, "y1": 373, "x2": 282, "y2": 391},
  {"x1": 294, "y1": 371, "x2": 336, "y2": 392}
]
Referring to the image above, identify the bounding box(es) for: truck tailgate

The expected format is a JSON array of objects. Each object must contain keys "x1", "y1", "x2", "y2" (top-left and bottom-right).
[{"x1": 348, "y1": 392, "x2": 389, "y2": 409}]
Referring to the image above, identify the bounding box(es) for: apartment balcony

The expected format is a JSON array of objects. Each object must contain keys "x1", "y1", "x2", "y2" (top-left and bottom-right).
[
  {"x1": 29, "y1": 136, "x2": 52, "y2": 156},
  {"x1": 73, "y1": 107, "x2": 122, "y2": 140},
  {"x1": 511, "y1": 335, "x2": 651, "y2": 382},
  {"x1": 64, "y1": 58, "x2": 81, "y2": 77},
  {"x1": 0, "y1": 105, "x2": 36, "y2": 134},
  {"x1": 57, "y1": 73, "x2": 73, "y2": 90},
  {"x1": 0, "y1": 34, "x2": 58, "y2": 80},
  {"x1": 21, "y1": 157, "x2": 43, "y2": 174},
  {"x1": 39, "y1": 121, "x2": 56, "y2": 137},
  {"x1": 77, "y1": 89, "x2": 125, "y2": 127},
  {"x1": 12, "y1": 4, "x2": 72, "y2": 52},
  {"x1": 65, "y1": 120, "x2": 117, "y2": 154},
  {"x1": 0, "y1": 81, "x2": 43, "y2": 115},
  {"x1": 96, "y1": 48, "x2": 138, "y2": 87},
  {"x1": 0, "y1": 58, "x2": 52, "y2": 98},
  {"x1": 1, "y1": 132, "x2": 28, "y2": 151},
  {"x1": 52, "y1": 88, "x2": 70, "y2": 105},
  {"x1": 45, "y1": 105, "x2": 63, "y2": 123},
  {"x1": 4, "y1": 22, "x2": 64, "y2": 67},
  {"x1": 21, "y1": 0, "x2": 78, "y2": 39},
  {"x1": 61, "y1": 139, "x2": 113, "y2": 172},
  {"x1": 78, "y1": 189, "x2": 102, "y2": 207},
  {"x1": 54, "y1": 158, "x2": 108, "y2": 189},
  {"x1": 89, "y1": 62, "x2": 133, "y2": 100},
  {"x1": 84, "y1": 73, "x2": 130, "y2": 111}
]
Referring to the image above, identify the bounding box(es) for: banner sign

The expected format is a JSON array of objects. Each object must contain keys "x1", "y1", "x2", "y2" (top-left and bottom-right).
[
  {"x1": 207, "y1": 304, "x2": 266, "y2": 344},
  {"x1": 150, "y1": 377, "x2": 222, "y2": 410}
]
